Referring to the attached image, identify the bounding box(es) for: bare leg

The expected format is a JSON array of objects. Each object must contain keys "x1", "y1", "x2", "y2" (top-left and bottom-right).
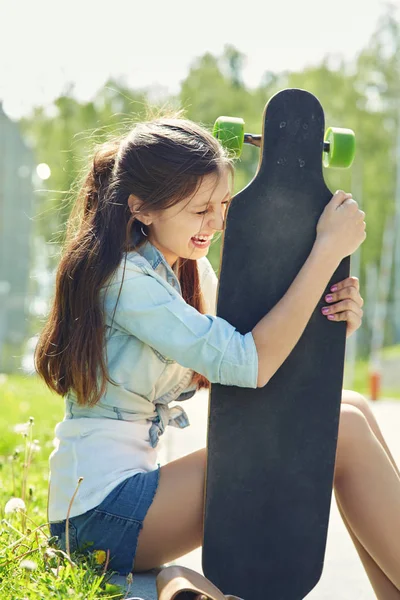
[
  {"x1": 338, "y1": 391, "x2": 400, "y2": 598},
  {"x1": 134, "y1": 448, "x2": 206, "y2": 571},
  {"x1": 334, "y1": 400, "x2": 400, "y2": 591},
  {"x1": 335, "y1": 492, "x2": 400, "y2": 599},
  {"x1": 341, "y1": 391, "x2": 400, "y2": 479}
]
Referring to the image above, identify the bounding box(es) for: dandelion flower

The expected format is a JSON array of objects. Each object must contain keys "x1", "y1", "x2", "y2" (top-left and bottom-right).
[
  {"x1": 44, "y1": 548, "x2": 57, "y2": 559},
  {"x1": 93, "y1": 549, "x2": 107, "y2": 565},
  {"x1": 13, "y1": 423, "x2": 30, "y2": 435},
  {"x1": 20, "y1": 559, "x2": 37, "y2": 571},
  {"x1": 28, "y1": 441, "x2": 41, "y2": 454},
  {"x1": 4, "y1": 497, "x2": 26, "y2": 514}
]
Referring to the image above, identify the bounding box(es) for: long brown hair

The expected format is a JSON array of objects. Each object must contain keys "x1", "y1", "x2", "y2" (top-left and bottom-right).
[{"x1": 35, "y1": 116, "x2": 234, "y2": 406}]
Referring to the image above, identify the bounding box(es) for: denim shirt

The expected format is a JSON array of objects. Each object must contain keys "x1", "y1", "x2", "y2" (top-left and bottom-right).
[{"x1": 63, "y1": 238, "x2": 258, "y2": 448}]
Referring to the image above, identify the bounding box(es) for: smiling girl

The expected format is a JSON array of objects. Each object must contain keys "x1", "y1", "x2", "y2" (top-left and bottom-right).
[{"x1": 36, "y1": 116, "x2": 400, "y2": 598}]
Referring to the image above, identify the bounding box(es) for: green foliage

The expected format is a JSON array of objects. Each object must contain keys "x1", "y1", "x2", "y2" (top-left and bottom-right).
[
  {"x1": 0, "y1": 375, "x2": 131, "y2": 598},
  {"x1": 381, "y1": 343, "x2": 400, "y2": 358},
  {"x1": 16, "y1": 6, "x2": 400, "y2": 352},
  {"x1": 19, "y1": 78, "x2": 151, "y2": 262},
  {"x1": 343, "y1": 357, "x2": 400, "y2": 399}
]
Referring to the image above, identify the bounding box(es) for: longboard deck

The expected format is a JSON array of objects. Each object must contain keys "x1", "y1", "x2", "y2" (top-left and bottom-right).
[{"x1": 202, "y1": 89, "x2": 349, "y2": 600}]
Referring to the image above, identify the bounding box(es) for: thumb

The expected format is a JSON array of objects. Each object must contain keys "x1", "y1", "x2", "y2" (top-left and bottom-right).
[{"x1": 330, "y1": 190, "x2": 353, "y2": 210}]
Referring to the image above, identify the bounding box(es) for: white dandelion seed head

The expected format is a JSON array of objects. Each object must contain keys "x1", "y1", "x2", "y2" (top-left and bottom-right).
[
  {"x1": 20, "y1": 559, "x2": 37, "y2": 571},
  {"x1": 28, "y1": 441, "x2": 41, "y2": 454},
  {"x1": 13, "y1": 423, "x2": 30, "y2": 435},
  {"x1": 4, "y1": 497, "x2": 26, "y2": 514}
]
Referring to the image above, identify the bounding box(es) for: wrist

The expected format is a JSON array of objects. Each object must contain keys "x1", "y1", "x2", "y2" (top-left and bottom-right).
[{"x1": 312, "y1": 236, "x2": 342, "y2": 272}]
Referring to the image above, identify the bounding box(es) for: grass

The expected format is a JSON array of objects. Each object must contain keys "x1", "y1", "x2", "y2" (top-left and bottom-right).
[
  {"x1": 343, "y1": 350, "x2": 400, "y2": 400},
  {"x1": 0, "y1": 374, "x2": 134, "y2": 599},
  {"x1": 0, "y1": 363, "x2": 398, "y2": 598},
  {"x1": 381, "y1": 344, "x2": 400, "y2": 359}
]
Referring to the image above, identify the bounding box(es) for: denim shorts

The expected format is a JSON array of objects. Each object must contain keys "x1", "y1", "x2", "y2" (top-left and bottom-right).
[{"x1": 49, "y1": 466, "x2": 161, "y2": 575}]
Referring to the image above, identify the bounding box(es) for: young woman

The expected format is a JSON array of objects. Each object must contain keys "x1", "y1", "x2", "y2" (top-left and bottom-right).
[{"x1": 36, "y1": 117, "x2": 400, "y2": 598}]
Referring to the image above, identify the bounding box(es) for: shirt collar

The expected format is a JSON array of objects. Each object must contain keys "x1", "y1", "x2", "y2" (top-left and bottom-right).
[{"x1": 131, "y1": 226, "x2": 181, "y2": 286}]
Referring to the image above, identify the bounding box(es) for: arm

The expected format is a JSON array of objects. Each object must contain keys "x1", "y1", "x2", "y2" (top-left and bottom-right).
[
  {"x1": 103, "y1": 264, "x2": 258, "y2": 389},
  {"x1": 104, "y1": 242, "x2": 338, "y2": 391},
  {"x1": 252, "y1": 239, "x2": 340, "y2": 387}
]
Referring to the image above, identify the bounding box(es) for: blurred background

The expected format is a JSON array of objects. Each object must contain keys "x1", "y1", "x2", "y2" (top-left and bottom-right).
[{"x1": 1, "y1": 0, "x2": 399, "y2": 398}]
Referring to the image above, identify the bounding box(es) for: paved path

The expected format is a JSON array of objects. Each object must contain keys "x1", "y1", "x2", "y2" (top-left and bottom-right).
[{"x1": 158, "y1": 392, "x2": 400, "y2": 599}]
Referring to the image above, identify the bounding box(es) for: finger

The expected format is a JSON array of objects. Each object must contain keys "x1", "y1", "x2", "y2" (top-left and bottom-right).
[
  {"x1": 324, "y1": 285, "x2": 363, "y2": 307},
  {"x1": 338, "y1": 198, "x2": 359, "y2": 212},
  {"x1": 331, "y1": 190, "x2": 353, "y2": 209},
  {"x1": 346, "y1": 314, "x2": 362, "y2": 338},
  {"x1": 321, "y1": 298, "x2": 364, "y2": 320},
  {"x1": 326, "y1": 310, "x2": 362, "y2": 323},
  {"x1": 329, "y1": 276, "x2": 360, "y2": 293}
]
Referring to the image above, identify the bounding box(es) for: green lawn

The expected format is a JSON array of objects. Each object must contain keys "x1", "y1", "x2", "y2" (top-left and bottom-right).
[
  {"x1": 0, "y1": 375, "x2": 130, "y2": 599},
  {"x1": 343, "y1": 346, "x2": 400, "y2": 400}
]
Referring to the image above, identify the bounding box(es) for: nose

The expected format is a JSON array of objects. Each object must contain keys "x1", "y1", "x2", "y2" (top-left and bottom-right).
[{"x1": 208, "y1": 210, "x2": 225, "y2": 232}]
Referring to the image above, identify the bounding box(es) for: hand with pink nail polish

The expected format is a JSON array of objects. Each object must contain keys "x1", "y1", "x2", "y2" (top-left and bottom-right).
[{"x1": 315, "y1": 190, "x2": 366, "y2": 262}]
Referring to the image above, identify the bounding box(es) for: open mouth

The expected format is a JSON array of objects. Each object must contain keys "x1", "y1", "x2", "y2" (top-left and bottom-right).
[{"x1": 191, "y1": 235, "x2": 213, "y2": 248}]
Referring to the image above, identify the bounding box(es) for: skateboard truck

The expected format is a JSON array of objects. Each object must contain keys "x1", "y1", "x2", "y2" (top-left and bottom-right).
[
  {"x1": 213, "y1": 112, "x2": 356, "y2": 168},
  {"x1": 243, "y1": 134, "x2": 350, "y2": 164},
  {"x1": 243, "y1": 133, "x2": 262, "y2": 147},
  {"x1": 244, "y1": 134, "x2": 346, "y2": 156}
]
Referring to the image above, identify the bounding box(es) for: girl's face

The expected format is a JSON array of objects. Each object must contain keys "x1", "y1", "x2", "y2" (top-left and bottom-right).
[{"x1": 137, "y1": 170, "x2": 231, "y2": 267}]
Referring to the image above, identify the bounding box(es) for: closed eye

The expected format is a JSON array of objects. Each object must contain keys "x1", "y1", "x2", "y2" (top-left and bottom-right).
[{"x1": 196, "y1": 200, "x2": 230, "y2": 215}]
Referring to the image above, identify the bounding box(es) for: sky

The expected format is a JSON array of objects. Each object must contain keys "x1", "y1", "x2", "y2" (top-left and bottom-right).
[{"x1": 1, "y1": 0, "x2": 394, "y2": 121}]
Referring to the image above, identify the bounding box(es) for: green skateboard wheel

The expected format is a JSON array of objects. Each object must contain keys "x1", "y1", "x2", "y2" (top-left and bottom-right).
[
  {"x1": 213, "y1": 117, "x2": 245, "y2": 158},
  {"x1": 323, "y1": 127, "x2": 355, "y2": 169}
]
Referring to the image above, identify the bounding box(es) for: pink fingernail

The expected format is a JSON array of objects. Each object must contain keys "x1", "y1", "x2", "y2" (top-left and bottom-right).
[
  {"x1": 328, "y1": 315, "x2": 335, "y2": 320},
  {"x1": 331, "y1": 285, "x2": 338, "y2": 292}
]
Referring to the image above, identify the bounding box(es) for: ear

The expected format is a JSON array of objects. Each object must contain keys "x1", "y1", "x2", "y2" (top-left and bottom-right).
[{"x1": 128, "y1": 194, "x2": 153, "y2": 225}]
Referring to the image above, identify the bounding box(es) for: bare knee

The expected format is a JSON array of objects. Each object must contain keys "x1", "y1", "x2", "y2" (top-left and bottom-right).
[
  {"x1": 335, "y1": 404, "x2": 371, "y2": 479},
  {"x1": 341, "y1": 389, "x2": 370, "y2": 415},
  {"x1": 341, "y1": 389, "x2": 377, "y2": 434}
]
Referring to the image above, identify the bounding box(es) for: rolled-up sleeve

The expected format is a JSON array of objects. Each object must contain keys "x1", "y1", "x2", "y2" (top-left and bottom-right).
[{"x1": 105, "y1": 271, "x2": 258, "y2": 389}]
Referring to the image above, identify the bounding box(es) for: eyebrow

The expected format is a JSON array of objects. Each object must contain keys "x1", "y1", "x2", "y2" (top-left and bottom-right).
[{"x1": 193, "y1": 191, "x2": 231, "y2": 209}]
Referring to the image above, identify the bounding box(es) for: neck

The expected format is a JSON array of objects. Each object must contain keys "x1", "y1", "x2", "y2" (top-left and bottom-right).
[{"x1": 148, "y1": 237, "x2": 179, "y2": 269}]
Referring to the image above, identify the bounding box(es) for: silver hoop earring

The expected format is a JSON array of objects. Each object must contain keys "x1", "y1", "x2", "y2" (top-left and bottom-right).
[{"x1": 140, "y1": 225, "x2": 148, "y2": 237}]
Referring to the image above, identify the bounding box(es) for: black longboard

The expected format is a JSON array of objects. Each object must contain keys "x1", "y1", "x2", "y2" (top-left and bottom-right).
[{"x1": 202, "y1": 89, "x2": 349, "y2": 600}]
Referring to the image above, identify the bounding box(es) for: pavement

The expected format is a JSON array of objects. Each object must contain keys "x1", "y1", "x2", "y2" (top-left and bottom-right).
[{"x1": 157, "y1": 391, "x2": 400, "y2": 600}]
